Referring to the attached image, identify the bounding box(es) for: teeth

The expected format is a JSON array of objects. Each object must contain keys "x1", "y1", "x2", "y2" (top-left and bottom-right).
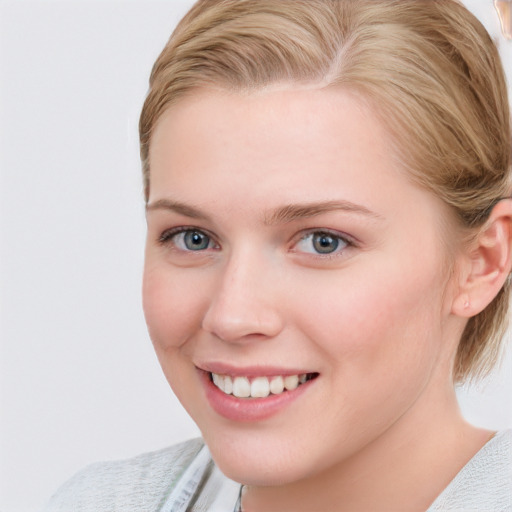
[
  {"x1": 211, "y1": 372, "x2": 314, "y2": 398},
  {"x1": 284, "y1": 375, "x2": 299, "y2": 390},
  {"x1": 223, "y1": 375, "x2": 233, "y2": 394},
  {"x1": 251, "y1": 377, "x2": 270, "y2": 398},
  {"x1": 269, "y1": 376, "x2": 284, "y2": 394},
  {"x1": 217, "y1": 374, "x2": 225, "y2": 392},
  {"x1": 232, "y1": 376, "x2": 251, "y2": 398}
]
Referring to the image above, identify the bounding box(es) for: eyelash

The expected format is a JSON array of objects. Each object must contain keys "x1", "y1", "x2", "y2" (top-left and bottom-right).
[
  {"x1": 292, "y1": 229, "x2": 354, "y2": 258},
  {"x1": 157, "y1": 227, "x2": 355, "y2": 257},
  {"x1": 158, "y1": 226, "x2": 219, "y2": 251}
]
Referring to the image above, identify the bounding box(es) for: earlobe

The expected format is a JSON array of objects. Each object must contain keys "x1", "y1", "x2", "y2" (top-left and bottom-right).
[{"x1": 452, "y1": 199, "x2": 512, "y2": 318}]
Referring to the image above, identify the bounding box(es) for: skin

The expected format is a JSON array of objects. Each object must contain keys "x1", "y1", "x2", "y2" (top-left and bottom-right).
[{"x1": 143, "y1": 87, "x2": 497, "y2": 511}]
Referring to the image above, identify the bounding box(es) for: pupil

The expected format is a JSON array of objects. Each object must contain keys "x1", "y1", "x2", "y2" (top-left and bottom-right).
[
  {"x1": 185, "y1": 231, "x2": 209, "y2": 250},
  {"x1": 313, "y1": 234, "x2": 339, "y2": 254}
]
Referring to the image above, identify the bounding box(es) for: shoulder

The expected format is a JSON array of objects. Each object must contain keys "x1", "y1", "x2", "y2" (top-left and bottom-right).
[
  {"x1": 42, "y1": 438, "x2": 205, "y2": 512},
  {"x1": 428, "y1": 430, "x2": 512, "y2": 511}
]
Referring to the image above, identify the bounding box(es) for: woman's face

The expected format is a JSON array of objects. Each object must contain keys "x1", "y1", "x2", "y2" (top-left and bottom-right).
[{"x1": 143, "y1": 87, "x2": 463, "y2": 485}]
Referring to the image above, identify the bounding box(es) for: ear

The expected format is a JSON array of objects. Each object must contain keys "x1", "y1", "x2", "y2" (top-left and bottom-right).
[{"x1": 452, "y1": 199, "x2": 512, "y2": 318}]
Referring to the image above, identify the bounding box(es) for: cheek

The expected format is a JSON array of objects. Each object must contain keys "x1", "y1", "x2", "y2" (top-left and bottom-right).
[
  {"x1": 142, "y1": 260, "x2": 208, "y2": 350},
  {"x1": 284, "y1": 261, "x2": 450, "y2": 448},
  {"x1": 294, "y1": 257, "x2": 448, "y2": 370}
]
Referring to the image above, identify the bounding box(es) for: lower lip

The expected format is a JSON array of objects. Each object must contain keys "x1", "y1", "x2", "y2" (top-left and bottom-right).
[{"x1": 199, "y1": 370, "x2": 316, "y2": 422}]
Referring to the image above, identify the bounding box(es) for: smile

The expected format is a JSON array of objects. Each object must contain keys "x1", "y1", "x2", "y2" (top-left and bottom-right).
[
  {"x1": 210, "y1": 372, "x2": 318, "y2": 398},
  {"x1": 200, "y1": 367, "x2": 319, "y2": 421}
]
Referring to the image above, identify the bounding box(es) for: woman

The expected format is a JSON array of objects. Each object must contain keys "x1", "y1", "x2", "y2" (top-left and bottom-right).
[{"x1": 45, "y1": 0, "x2": 512, "y2": 510}]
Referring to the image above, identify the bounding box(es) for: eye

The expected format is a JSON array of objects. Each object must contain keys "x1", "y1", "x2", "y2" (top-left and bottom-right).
[
  {"x1": 295, "y1": 231, "x2": 349, "y2": 255},
  {"x1": 159, "y1": 228, "x2": 217, "y2": 252}
]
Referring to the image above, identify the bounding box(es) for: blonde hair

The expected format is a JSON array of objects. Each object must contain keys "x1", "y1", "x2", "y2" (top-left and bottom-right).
[{"x1": 139, "y1": 0, "x2": 511, "y2": 382}]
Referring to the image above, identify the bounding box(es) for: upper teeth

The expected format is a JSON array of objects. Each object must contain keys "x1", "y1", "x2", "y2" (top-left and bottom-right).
[{"x1": 211, "y1": 373, "x2": 310, "y2": 398}]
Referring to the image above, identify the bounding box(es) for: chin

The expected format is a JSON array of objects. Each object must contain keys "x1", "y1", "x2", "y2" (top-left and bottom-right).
[
  {"x1": 211, "y1": 451, "x2": 306, "y2": 487},
  {"x1": 200, "y1": 428, "x2": 321, "y2": 486}
]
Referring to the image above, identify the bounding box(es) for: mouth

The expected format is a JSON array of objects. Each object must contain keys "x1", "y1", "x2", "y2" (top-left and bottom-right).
[
  {"x1": 198, "y1": 364, "x2": 320, "y2": 421},
  {"x1": 209, "y1": 372, "x2": 319, "y2": 399}
]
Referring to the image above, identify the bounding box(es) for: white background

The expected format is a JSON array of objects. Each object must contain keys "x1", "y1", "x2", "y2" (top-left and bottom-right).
[{"x1": 0, "y1": 1, "x2": 511, "y2": 511}]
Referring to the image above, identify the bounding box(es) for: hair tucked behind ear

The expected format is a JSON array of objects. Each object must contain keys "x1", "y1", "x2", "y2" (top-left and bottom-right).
[{"x1": 139, "y1": 0, "x2": 511, "y2": 383}]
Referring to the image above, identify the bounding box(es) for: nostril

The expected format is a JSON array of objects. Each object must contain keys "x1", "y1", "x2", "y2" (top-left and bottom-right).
[{"x1": 201, "y1": 300, "x2": 284, "y2": 343}]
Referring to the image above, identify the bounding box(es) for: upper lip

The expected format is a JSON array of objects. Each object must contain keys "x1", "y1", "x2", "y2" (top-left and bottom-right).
[{"x1": 196, "y1": 361, "x2": 316, "y2": 378}]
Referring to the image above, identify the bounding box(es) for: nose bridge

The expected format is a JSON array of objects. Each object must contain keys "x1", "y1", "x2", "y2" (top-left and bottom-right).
[{"x1": 201, "y1": 245, "x2": 283, "y2": 342}]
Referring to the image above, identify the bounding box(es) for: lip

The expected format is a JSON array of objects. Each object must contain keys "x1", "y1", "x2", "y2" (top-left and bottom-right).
[
  {"x1": 198, "y1": 367, "x2": 318, "y2": 422},
  {"x1": 198, "y1": 361, "x2": 312, "y2": 378}
]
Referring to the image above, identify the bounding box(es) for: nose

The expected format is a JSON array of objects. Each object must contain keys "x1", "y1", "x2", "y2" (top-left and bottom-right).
[{"x1": 201, "y1": 251, "x2": 284, "y2": 343}]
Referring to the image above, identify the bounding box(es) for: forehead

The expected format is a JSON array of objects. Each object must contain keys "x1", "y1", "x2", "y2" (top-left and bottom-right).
[
  {"x1": 148, "y1": 87, "x2": 449, "y2": 230},
  {"x1": 151, "y1": 88, "x2": 387, "y2": 188}
]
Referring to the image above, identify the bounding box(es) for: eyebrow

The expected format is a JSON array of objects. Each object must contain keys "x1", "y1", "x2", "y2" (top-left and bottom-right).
[
  {"x1": 264, "y1": 200, "x2": 382, "y2": 225},
  {"x1": 145, "y1": 199, "x2": 211, "y2": 221},
  {"x1": 146, "y1": 198, "x2": 382, "y2": 224}
]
